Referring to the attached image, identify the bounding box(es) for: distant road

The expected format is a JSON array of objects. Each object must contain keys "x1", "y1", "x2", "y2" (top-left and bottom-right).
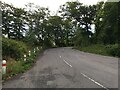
[{"x1": 3, "y1": 47, "x2": 118, "y2": 89}]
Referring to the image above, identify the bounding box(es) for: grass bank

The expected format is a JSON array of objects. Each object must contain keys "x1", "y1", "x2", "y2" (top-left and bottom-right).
[
  {"x1": 74, "y1": 44, "x2": 119, "y2": 57},
  {"x1": 2, "y1": 47, "x2": 44, "y2": 82}
]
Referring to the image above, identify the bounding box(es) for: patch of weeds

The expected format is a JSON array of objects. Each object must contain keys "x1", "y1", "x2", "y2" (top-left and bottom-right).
[{"x1": 2, "y1": 47, "x2": 43, "y2": 81}]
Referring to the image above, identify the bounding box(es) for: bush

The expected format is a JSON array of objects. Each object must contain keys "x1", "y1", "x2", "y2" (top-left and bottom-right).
[
  {"x1": 75, "y1": 44, "x2": 120, "y2": 57},
  {"x1": 106, "y1": 44, "x2": 120, "y2": 57},
  {"x1": 77, "y1": 44, "x2": 109, "y2": 55},
  {"x1": 2, "y1": 38, "x2": 28, "y2": 60}
]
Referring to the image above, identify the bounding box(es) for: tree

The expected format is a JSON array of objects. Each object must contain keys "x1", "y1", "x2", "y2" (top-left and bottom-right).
[
  {"x1": 94, "y1": 2, "x2": 120, "y2": 44},
  {"x1": 2, "y1": 2, "x2": 27, "y2": 40},
  {"x1": 24, "y1": 3, "x2": 50, "y2": 46},
  {"x1": 2, "y1": 2, "x2": 14, "y2": 38},
  {"x1": 59, "y1": 1, "x2": 97, "y2": 46},
  {"x1": 46, "y1": 16, "x2": 64, "y2": 46}
]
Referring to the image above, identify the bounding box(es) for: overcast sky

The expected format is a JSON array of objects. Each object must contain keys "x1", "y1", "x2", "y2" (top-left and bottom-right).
[{"x1": 1, "y1": 0, "x2": 102, "y2": 12}]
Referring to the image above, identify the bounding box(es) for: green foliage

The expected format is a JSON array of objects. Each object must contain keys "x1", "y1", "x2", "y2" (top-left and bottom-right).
[
  {"x1": 73, "y1": 28, "x2": 91, "y2": 47},
  {"x1": 106, "y1": 44, "x2": 120, "y2": 57},
  {"x1": 2, "y1": 46, "x2": 43, "y2": 81},
  {"x1": 46, "y1": 16, "x2": 65, "y2": 47},
  {"x1": 75, "y1": 44, "x2": 109, "y2": 56},
  {"x1": 61, "y1": 2, "x2": 96, "y2": 31},
  {"x1": 2, "y1": 38, "x2": 28, "y2": 60},
  {"x1": 94, "y1": 2, "x2": 119, "y2": 44},
  {"x1": 75, "y1": 44, "x2": 119, "y2": 57},
  {"x1": 24, "y1": 4, "x2": 50, "y2": 46},
  {"x1": 2, "y1": 2, "x2": 26, "y2": 40},
  {"x1": 1, "y1": 1, "x2": 119, "y2": 58}
]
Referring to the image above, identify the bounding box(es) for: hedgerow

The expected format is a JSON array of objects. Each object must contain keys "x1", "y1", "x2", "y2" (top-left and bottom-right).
[{"x1": 2, "y1": 38, "x2": 28, "y2": 60}]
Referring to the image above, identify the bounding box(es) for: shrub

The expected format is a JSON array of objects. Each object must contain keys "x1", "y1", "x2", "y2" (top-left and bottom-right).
[
  {"x1": 2, "y1": 38, "x2": 28, "y2": 60},
  {"x1": 106, "y1": 44, "x2": 120, "y2": 57},
  {"x1": 75, "y1": 44, "x2": 120, "y2": 57}
]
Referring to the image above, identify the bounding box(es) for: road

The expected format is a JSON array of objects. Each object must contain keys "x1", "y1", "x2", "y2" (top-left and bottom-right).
[{"x1": 3, "y1": 47, "x2": 118, "y2": 89}]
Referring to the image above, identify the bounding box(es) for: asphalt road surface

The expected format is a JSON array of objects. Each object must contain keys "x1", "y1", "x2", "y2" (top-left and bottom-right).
[{"x1": 3, "y1": 47, "x2": 118, "y2": 89}]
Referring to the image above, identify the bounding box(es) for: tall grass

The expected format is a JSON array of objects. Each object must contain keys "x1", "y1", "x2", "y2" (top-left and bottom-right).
[{"x1": 74, "y1": 44, "x2": 119, "y2": 57}]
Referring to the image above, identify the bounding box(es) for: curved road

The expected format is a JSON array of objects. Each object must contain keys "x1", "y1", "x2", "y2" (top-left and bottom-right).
[{"x1": 3, "y1": 47, "x2": 118, "y2": 89}]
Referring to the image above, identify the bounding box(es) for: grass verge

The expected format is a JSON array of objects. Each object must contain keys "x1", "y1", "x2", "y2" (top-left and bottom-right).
[
  {"x1": 2, "y1": 47, "x2": 44, "y2": 82},
  {"x1": 74, "y1": 44, "x2": 119, "y2": 57}
]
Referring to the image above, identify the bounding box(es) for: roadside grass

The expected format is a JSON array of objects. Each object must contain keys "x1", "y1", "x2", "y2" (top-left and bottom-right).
[
  {"x1": 2, "y1": 47, "x2": 43, "y2": 81},
  {"x1": 74, "y1": 44, "x2": 119, "y2": 57}
]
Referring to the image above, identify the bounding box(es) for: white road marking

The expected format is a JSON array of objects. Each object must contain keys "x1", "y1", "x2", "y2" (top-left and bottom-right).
[
  {"x1": 81, "y1": 73, "x2": 109, "y2": 90},
  {"x1": 59, "y1": 55, "x2": 108, "y2": 89},
  {"x1": 59, "y1": 55, "x2": 61, "y2": 58},
  {"x1": 59, "y1": 55, "x2": 72, "y2": 67},
  {"x1": 63, "y1": 59, "x2": 72, "y2": 67}
]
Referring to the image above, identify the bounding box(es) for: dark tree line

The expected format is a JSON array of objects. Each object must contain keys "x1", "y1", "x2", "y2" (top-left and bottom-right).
[
  {"x1": 1, "y1": 1, "x2": 119, "y2": 47},
  {"x1": 94, "y1": 2, "x2": 120, "y2": 45}
]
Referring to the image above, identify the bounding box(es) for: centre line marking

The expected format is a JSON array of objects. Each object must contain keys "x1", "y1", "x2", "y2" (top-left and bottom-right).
[
  {"x1": 81, "y1": 73, "x2": 109, "y2": 90},
  {"x1": 59, "y1": 55, "x2": 61, "y2": 58},
  {"x1": 63, "y1": 59, "x2": 72, "y2": 67},
  {"x1": 59, "y1": 55, "x2": 72, "y2": 67}
]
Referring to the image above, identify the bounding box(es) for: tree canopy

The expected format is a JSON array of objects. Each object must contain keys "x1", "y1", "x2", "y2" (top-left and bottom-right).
[{"x1": 1, "y1": 1, "x2": 119, "y2": 47}]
